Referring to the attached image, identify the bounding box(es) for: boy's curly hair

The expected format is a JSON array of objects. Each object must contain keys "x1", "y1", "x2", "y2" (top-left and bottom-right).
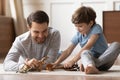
[{"x1": 72, "y1": 6, "x2": 96, "y2": 24}]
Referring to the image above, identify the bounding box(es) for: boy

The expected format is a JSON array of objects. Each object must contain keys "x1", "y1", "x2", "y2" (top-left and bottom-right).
[{"x1": 53, "y1": 6, "x2": 120, "y2": 74}]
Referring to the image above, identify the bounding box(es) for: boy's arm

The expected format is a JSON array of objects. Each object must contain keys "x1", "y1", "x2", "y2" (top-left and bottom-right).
[
  {"x1": 54, "y1": 43, "x2": 76, "y2": 66},
  {"x1": 71, "y1": 34, "x2": 99, "y2": 64}
]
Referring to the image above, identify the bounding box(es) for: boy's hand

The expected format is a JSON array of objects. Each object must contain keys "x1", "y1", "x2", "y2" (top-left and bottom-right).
[{"x1": 64, "y1": 60, "x2": 75, "y2": 68}]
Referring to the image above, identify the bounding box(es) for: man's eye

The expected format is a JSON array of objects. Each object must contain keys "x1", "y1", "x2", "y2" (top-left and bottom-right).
[
  {"x1": 43, "y1": 30, "x2": 47, "y2": 33},
  {"x1": 34, "y1": 31, "x2": 39, "y2": 33},
  {"x1": 79, "y1": 26, "x2": 82, "y2": 27}
]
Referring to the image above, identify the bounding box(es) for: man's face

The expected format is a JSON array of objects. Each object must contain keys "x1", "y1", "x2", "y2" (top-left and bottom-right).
[{"x1": 29, "y1": 22, "x2": 48, "y2": 44}]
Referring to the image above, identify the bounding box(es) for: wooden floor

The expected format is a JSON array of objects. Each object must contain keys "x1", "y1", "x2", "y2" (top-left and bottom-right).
[
  {"x1": 0, "y1": 66, "x2": 120, "y2": 80},
  {"x1": 0, "y1": 73, "x2": 120, "y2": 80},
  {"x1": 0, "y1": 56, "x2": 120, "y2": 80}
]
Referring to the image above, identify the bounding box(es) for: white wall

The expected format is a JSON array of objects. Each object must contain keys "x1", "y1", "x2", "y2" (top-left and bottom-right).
[{"x1": 22, "y1": 0, "x2": 120, "y2": 55}]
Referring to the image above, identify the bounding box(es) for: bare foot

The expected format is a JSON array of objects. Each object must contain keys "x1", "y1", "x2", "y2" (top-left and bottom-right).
[
  {"x1": 80, "y1": 64, "x2": 84, "y2": 72},
  {"x1": 85, "y1": 65, "x2": 99, "y2": 74}
]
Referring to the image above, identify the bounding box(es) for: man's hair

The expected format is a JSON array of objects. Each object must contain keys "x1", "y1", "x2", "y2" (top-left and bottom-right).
[
  {"x1": 71, "y1": 6, "x2": 96, "y2": 24},
  {"x1": 27, "y1": 10, "x2": 49, "y2": 27}
]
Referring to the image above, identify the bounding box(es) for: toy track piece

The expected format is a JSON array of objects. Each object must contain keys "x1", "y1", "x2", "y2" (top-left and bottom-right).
[
  {"x1": 46, "y1": 64, "x2": 54, "y2": 71},
  {"x1": 17, "y1": 64, "x2": 32, "y2": 73},
  {"x1": 18, "y1": 56, "x2": 49, "y2": 73},
  {"x1": 64, "y1": 63, "x2": 80, "y2": 71}
]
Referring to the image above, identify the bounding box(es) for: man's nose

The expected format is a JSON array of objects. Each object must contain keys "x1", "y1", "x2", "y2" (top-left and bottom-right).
[{"x1": 38, "y1": 33, "x2": 44, "y2": 38}]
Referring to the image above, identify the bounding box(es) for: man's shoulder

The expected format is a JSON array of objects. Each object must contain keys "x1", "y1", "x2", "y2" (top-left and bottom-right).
[
  {"x1": 16, "y1": 31, "x2": 31, "y2": 42},
  {"x1": 48, "y1": 27, "x2": 60, "y2": 34}
]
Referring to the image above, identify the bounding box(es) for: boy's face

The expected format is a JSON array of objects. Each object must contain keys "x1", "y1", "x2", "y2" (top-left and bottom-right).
[
  {"x1": 74, "y1": 22, "x2": 92, "y2": 35},
  {"x1": 28, "y1": 22, "x2": 48, "y2": 44}
]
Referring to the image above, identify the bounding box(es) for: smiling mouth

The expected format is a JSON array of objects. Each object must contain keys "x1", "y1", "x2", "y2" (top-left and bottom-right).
[{"x1": 37, "y1": 37, "x2": 46, "y2": 42}]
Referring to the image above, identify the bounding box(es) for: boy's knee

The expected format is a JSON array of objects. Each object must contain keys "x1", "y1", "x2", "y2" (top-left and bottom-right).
[
  {"x1": 111, "y1": 42, "x2": 120, "y2": 48},
  {"x1": 81, "y1": 50, "x2": 91, "y2": 56},
  {"x1": 112, "y1": 42, "x2": 120, "y2": 45}
]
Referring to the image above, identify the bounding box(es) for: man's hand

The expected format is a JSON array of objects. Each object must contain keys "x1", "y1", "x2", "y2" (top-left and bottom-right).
[{"x1": 24, "y1": 58, "x2": 39, "y2": 69}]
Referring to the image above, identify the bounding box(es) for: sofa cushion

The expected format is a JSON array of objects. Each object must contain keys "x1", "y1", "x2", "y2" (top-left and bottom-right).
[{"x1": 0, "y1": 16, "x2": 15, "y2": 58}]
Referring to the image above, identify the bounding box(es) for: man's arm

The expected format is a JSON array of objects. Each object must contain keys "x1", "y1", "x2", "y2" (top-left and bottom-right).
[
  {"x1": 45, "y1": 30, "x2": 61, "y2": 63},
  {"x1": 3, "y1": 38, "x2": 24, "y2": 71}
]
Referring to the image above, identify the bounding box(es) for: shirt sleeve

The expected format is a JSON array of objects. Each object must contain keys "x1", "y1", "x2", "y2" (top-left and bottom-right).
[
  {"x1": 71, "y1": 32, "x2": 79, "y2": 46},
  {"x1": 45, "y1": 30, "x2": 61, "y2": 63},
  {"x1": 91, "y1": 24, "x2": 102, "y2": 35},
  {"x1": 3, "y1": 37, "x2": 24, "y2": 71}
]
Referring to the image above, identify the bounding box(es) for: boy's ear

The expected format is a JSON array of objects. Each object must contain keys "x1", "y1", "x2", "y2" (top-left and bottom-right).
[{"x1": 89, "y1": 21, "x2": 94, "y2": 26}]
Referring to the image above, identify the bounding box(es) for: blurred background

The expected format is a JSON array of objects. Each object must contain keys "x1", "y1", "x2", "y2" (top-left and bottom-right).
[{"x1": 0, "y1": 0, "x2": 120, "y2": 64}]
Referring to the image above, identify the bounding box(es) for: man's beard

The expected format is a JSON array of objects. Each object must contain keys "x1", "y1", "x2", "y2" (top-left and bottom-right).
[{"x1": 34, "y1": 37, "x2": 46, "y2": 44}]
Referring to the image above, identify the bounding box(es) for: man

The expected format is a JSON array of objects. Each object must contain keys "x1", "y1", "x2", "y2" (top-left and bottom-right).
[{"x1": 3, "y1": 10, "x2": 61, "y2": 71}]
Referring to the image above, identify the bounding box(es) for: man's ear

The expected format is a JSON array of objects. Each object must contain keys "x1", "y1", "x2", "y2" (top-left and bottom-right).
[{"x1": 27, "y1": 24, "x2": 31, "y2": 30}]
